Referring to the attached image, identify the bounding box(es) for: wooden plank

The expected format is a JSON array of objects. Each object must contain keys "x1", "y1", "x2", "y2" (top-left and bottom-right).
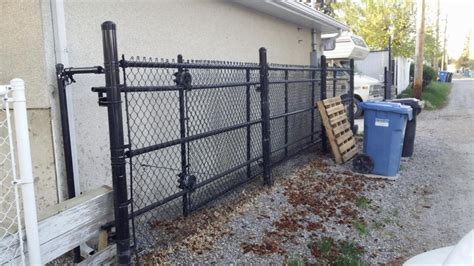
[
  {"x1": 317, "y1": 100, "x2": 342, "y2": 164},
  {"x1": 336, "y1": 130, "x2": 353, "y2": 145},
  {"x1": 0, "y1": 186, "x2": 114, "y2": 264},
  {"x1": 78, "y1": 244, "x2": 116, "y2": 266},
  {"x1": 342, "y1": 146, "x2": 358, "y2": 162},
  {"x1": 326, "y1": 104, "x2": 344, "y2": 116},
  {"x1": 98, "y1": 230, "x2": 109, "y2": 251},
  {"x1": 322, "y1": 96, "x2": 341, "y2": 106},
  {"x1": 333, "y1": 122, "x2": 350, "y2": 136},
  {"x1": 339, "y1": 138, "x2": 356, "y2": 154},
  {"x1": 329, "y1": 114, "x2": 347, "y2": 126}
]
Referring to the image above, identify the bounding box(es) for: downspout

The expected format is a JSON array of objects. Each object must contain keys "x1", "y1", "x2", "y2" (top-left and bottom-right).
[
  {"x1": 310, "y1": 29, "x2": 318, "y2": 66},
  {"x1": 51, "y1": 0, "x2": 80, "y2": 198},
  {"x1": 312, "y1": 28, "x2": 342, "y2": 66},
  {"x1": 51, "y1": 0, "x2": 96, "y2": 260}
]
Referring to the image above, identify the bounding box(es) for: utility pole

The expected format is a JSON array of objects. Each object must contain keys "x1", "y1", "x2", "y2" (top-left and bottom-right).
[
  {"x1": 434, "y1": 0, "x2": 440, "y2": 72},
  {"x1": 441, "y1": 15, "x2": 448, "y2": 71},
  {"x1": 413, "y1": 0, "x2": 425, "y2": 99}
]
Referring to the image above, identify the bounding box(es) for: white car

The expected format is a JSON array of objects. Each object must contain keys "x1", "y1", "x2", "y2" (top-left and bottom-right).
[
  {"x1": 353, "y1": 73, "x2": 384, "y2": 118},
  {"x1": 404, "y1": 230, "x2": 474, "y2": 265},
  {"x1": 330, "y1": 71, "x2": 384, "y2": 119}
]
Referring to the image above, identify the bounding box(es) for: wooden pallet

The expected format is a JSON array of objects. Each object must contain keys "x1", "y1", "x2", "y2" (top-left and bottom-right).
[{"x1": 317, "y1": 96, "x2": 357, "y2": 164}]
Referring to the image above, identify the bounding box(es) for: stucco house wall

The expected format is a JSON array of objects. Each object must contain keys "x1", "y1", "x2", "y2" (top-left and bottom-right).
[
  {"x1": 1, "y1": 0, "x2": 61, "y2": 215},
  {"x1": 61, "y1": 0, "x2": 318, "y2": 194}
]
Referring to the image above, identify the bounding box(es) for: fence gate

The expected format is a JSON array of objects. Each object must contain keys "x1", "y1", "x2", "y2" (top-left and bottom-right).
[{"x1": 88, "y1": 21, "x2": 354, "y2": 263}]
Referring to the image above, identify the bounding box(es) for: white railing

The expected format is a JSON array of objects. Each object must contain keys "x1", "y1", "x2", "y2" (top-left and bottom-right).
[{"x1": 0, "y1": 79, "x2": 41, "y2": 265}]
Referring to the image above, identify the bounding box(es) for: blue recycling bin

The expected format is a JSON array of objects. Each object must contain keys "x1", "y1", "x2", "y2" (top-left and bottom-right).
[
  {"x1": 438, "y1": 71, "x2": 448, "y2": 82},
  {"x1": 360, "y1": 102, "x2": 413, "y2": 176}
]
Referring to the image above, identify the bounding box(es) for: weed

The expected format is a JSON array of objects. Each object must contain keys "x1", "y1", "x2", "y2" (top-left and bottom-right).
[
  {"x1": 352, "y1": 220, "x2": 369, "y2": 236},
  {"x1": 334, "y1": 241, "x2": 365, "y2": 266},
  {"x1": 309, "y1": 237, "x2": 365, "y2": 266},
  {"x1": 355, "y1": 196, "x2": 370, "y2": 209},
  {"x1": 320, "y1": 238, "x2": 333, "y2": 254}
]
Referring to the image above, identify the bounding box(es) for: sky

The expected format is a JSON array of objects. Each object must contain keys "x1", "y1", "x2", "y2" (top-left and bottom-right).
[{"x1": 427, "y1": 0, "x2": 474, "y2": 59}]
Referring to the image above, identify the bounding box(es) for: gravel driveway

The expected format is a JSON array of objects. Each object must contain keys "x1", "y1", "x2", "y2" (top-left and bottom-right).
[{"x1": 142, "y1": 79, "x2": 474, "y2": 264}]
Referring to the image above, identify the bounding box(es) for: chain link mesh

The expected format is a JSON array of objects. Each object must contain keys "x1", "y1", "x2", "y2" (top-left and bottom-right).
[
  {"x1": 116, "y1": 57, "x2": 351, "y2": 254},
  {"x1": 0, "y1": 90, "x2": 25, "y2": 265}
]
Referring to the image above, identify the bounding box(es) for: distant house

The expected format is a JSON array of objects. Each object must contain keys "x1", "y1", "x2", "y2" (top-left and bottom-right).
[{"x1": 1, "y1": 0, "x2": 348, "y2": 215}]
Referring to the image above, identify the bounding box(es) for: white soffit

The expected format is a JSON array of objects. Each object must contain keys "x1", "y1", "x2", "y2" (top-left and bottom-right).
[{"x1": 232, "y1": 0, "x2": 349, "y2": 34}]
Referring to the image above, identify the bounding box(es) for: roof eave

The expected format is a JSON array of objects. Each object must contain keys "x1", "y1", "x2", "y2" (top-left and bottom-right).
[{"x1": 232, "y1": 0, "x2": 349, "y2": 34}]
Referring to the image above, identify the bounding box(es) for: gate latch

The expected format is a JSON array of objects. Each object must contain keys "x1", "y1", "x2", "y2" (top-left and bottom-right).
[
  {"x1": 173, "y1": 70, "x2": 193, "y2": 90},
  {"x1": 178, "y1": 172, "x2": 196, "y2": 191}
]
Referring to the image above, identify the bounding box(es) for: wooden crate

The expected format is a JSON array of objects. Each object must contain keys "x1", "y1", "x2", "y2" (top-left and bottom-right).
[{"x1": 317, "y1": 96, "x2": 357, "y2": 164}]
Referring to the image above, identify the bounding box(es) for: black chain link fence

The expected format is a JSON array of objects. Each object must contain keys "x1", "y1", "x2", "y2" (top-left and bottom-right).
[
  {"x1": 91, "y1": 21, "x2": 354, "y2": 261},
  {"x1": 114, "y1": 56, "x2": 352, "y2": 253}
]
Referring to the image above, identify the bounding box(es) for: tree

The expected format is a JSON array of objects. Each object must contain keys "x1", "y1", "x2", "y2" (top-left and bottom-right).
[
  {"x1": 414, "y1": 0, "x2": 426, "y2": 100},
  {"x1": 332, "y1": 0, "x2": 415, "y2": 58},
  {"x1": 424, "y1": 26, "x2": 440, "y2": 67},
  {"x1": 456, "y1": 35, "x2": 473, "y2": 70},
  {"x1": 434, "y1": 0, "x2": 440, "y2": 72}
]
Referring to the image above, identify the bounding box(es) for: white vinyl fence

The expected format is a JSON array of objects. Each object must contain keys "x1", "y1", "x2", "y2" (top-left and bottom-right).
[{"x1": 0, "y1": 79, "x2": 41, "y2": 265}]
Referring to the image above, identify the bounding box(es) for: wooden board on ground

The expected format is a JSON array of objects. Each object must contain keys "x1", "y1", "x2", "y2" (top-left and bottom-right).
[
  {"x1": 0, "y1": 186, "x2": 114, "y2": 265},
  {"x1": 317, "y1": 96, "x2": 357, "y2": 164}
]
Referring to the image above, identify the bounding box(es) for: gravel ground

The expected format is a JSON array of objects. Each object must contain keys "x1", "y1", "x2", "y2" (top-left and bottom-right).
[{"x1": 138, "y1": 80, "x2": 474, "y2": 264}]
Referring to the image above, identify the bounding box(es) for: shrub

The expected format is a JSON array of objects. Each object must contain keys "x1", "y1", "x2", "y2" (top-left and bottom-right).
[{"x1": 409, "y1": 63, "x2": 437, "y2": 88}]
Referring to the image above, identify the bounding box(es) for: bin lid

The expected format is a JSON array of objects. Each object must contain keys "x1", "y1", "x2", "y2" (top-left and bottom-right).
[
  {"x1": 360, "y1": 102, "x2": 413, "y2": 120},
  {"x1": 385, "y1": 98, "x2": 422, "y2": 113}
]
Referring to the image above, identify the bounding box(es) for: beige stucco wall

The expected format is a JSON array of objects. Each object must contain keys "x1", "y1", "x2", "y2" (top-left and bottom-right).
[
  {"x1": 0, "y1": 0, "x2": 59, "y2": 215},
  {"x1": 1, "y1": 0, "x2": 325, "y2": 213},
  {"x1": 62, "y1": 0, "x2": 315, "y2": 193}
]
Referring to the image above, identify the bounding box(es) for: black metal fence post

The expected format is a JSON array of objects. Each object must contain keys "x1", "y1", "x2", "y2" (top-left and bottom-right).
[
  {"x1": 320, "y1": 55, "x2": 328, "y2": 153},
  {"x1": 284, "y1": 69, "x2": 289, "y2": 157},
  {"x1": 55, "y1": 64, "x2": 81, "y2": 263},
  {"x1": 177, "y1": 54, "x2": 191, "y2": 216},
  {"x1": 259, "y1": 48, "x2": 272, "y2": 186},
  {"x1": 246, "y1": 68, "x2": 252, "y2": 178},
  {"x1": 349, "y1": 59, "x2": 355, "y2": 132},
  {"x1": 332, "y1": 69, "x2": 337, "y2": 97},
  {"x1": 101, "y1": 21, "x2": 131, "y2": 264}
]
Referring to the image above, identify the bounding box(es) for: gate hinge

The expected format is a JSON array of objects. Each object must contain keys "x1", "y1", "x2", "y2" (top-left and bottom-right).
[{"x1": 177, "y1": 172, "x2": 196, "y2": 192}]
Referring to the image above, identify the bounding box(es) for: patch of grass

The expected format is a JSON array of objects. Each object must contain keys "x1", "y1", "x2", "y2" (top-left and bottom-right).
[
  {"x1": 320, "y1": 238, "x2": 333, "y2": 254},
  {"x1": 334, "y1": 241, "x2": 366, "y2": 266},
  {"x1": 355, "y1": 196, "x2": 370, "y2": 209},
  {"x1": 309, "y1": 238, "x2": 365, "y2": 266},
  {"x1": 398, "y1": 81, "x2": 452, "y2": 110},
  {"x1": 352, "y1": 220, "x2": 369, "y2": 236}
]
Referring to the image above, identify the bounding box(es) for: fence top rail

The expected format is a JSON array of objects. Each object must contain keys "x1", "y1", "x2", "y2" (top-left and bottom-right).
[
  {"x1": 121, "y1": 57, "x2": 260, "y2": 70},
  {"x1": 326, "y1": 67, "x2": 351, "y2": 72},
  {"x1": 268, "y1": 65, "x2": 321, "y2": 71}
]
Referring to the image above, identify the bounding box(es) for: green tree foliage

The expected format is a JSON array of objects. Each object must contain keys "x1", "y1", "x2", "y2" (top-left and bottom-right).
[
  {"x1": 332, "y1": 0, "x2": 415, "y2": 57},
  {"x1": 456, "y1": 35, "x2": 474, "y2": 69},
  {"x1": 424, "y1": 26, "x2": 441, "y2": 68}
]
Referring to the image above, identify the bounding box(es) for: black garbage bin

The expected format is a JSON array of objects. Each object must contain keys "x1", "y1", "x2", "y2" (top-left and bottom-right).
[{"x1": 385, "y1": 98, "x2": 422, "y2": 157}]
